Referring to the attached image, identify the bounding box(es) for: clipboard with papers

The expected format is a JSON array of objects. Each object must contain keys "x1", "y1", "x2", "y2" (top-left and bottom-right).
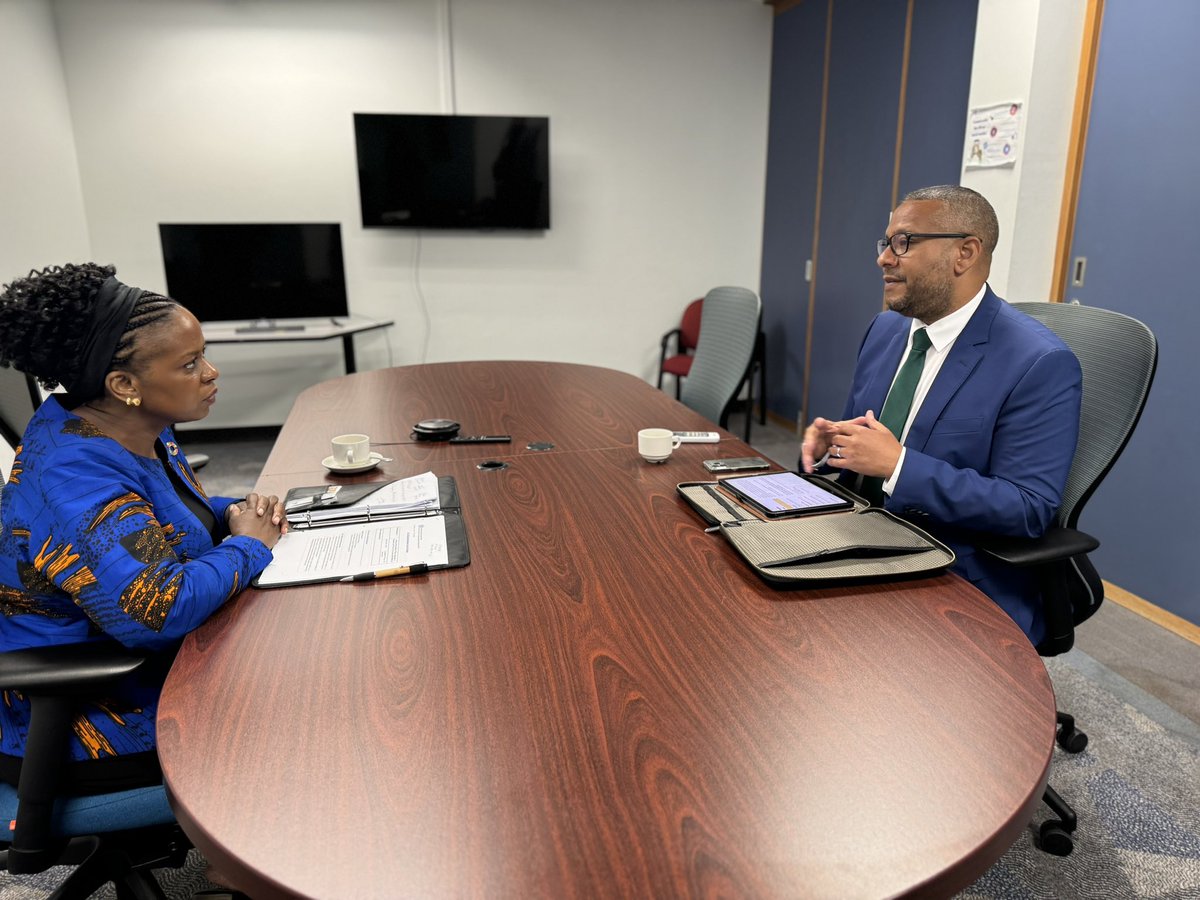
[
  {"x1": 253, "y1": 472, "x2": 470, "y2": 588},
  {"x1": 283, "y1": 472, "x2": 444, "y2": 528}
]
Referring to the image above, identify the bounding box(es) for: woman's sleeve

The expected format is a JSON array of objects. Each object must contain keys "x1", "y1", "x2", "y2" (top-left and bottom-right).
[
  {"x1": 209, "y1": 495, "x2": 239, "y2": 527},
  {"x1": 32, "y1": 455, "x2": 272, "y2": 650}
]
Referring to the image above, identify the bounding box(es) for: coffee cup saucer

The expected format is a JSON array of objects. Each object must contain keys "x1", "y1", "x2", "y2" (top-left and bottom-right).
[{"x1": 322, "y1": 452, "x2": 384, "y2": 474}]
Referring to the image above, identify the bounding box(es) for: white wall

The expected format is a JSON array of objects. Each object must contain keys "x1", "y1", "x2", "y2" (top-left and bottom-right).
[
  {"x1": 0, "y1": 0, "x2": 91, "y2": 274},
  {"x1": 22, "y1": 0, "x2": 773, "y2": 427},
  {"x1": 0, "y1": 0, "x2": 92, "y2": 476},
  {"x1": 962, "y1": 0, "x2": 1086, "y2": 302}
]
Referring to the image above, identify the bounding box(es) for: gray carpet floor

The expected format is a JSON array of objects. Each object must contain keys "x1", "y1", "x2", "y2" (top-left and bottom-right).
[{"x1": 961, "y1": 652, "x2": 1200, "y2": 899}]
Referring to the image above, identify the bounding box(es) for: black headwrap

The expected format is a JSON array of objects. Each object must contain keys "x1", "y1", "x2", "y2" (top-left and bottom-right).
[{"x1": 65, "y1": 276, "x2": 144, "y2": 401}]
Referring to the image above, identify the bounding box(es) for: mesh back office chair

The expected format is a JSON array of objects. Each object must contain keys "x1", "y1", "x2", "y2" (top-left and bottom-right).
[
  {"x1": 978, "y1": 301, "x2": 1158, "y2": 856},
  {"x1": 678, "y1": 287, "x2": 762, "y2": 434},
  {"x1": 659, "y1": 296, "x2": 768, "y2": 441}
]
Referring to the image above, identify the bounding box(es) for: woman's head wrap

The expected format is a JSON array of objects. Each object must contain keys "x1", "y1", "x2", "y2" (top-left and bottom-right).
[{"x1": 64, "y1": 276, "x2": 144, "y2": 400}]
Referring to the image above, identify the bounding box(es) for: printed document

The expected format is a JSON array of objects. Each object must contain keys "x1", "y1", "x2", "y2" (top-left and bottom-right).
[{"x1": 255, "y1": 514, "x2": 450, "y2": 586}]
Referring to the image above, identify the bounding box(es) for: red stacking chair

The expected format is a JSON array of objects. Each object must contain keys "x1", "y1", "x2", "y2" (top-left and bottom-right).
[{"x1": 657, "y1": 298, "x2": 704, "y2": 399}]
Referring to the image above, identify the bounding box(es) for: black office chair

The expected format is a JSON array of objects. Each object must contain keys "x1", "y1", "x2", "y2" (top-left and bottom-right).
[
  {"x1": 678, "y1": 286, "x2": 762, "y2": 438},
  {"x1": 745, "y1": 328, "x2": 768, "y2": 440},
  {"x1": 0, "y1": 642, "x2": 192, "y2": 899},
  {"x1": 977, "y1": 301, "x2": 1157, "y2": 856},
  {"x1": 0, "y1": 475, "x2": 195, "y2": 898},
  {"x1": 0, "y1": 366, "x2": 42, "y2": 452}
]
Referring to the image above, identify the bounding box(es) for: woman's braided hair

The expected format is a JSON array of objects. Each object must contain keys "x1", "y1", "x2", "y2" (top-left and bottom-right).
[{"x1": 0, "y1": 263, "x2": 178, "y2": 394}]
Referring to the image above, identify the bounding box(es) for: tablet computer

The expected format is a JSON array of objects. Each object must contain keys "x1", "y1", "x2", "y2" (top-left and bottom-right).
[{"x1": 719, "y1": 471, "x2": 854, "y2": 518}]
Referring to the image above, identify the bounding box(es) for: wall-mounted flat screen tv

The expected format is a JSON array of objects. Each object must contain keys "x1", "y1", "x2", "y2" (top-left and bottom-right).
[
  {"x1": 159, "y1": 222, "x2": 349, "y2": 325},
  {"x1": 353, "y1": 113, "x2": 550, "y2": 230}
]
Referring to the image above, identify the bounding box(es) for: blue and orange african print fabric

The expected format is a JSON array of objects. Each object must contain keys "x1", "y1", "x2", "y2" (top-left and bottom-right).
[{"x1": 0, "y1": 396, "x2": 272, "y2": 764}]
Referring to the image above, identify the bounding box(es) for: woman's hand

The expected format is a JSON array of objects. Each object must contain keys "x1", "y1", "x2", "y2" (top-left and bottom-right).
[{"x1": 226, "y1": 492, "x2": 288, "y2": 549}]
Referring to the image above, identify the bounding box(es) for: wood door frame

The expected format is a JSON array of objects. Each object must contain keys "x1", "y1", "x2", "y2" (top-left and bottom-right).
[{"x1": 1052, "y1": 0, "x2": 1106, "y2": 302}]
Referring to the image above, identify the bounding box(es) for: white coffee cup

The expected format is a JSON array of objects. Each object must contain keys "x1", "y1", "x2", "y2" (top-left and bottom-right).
[
  {"x1": 637, "y1": 428, "x2": 681, "y2": 463},
  {"x1": 331, "y1": 433, "x2": 371, "y2": 467}
]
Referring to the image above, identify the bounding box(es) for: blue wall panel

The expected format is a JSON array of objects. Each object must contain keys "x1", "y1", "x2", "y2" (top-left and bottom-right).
[
  {"x1": 760, "y1": 0, "x2": 976, "y2": 435},
  {"x1": 760, "y1": 0, "x2": 828, "y2": 426},
  {"x1": 897, "y1": 0, "x2": 977, "y2": 195},
  {"x1": 1067, "y1": 0, "x2": 1199, "y2": 623},
  {"x1": 805, "y1": 0, "x2": 908, "y2": 425}
]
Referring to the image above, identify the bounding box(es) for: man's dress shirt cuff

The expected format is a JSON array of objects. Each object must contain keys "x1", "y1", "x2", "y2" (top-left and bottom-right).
[{"x1": 883, "y1": 447, "x2": 906, "y2": 497}]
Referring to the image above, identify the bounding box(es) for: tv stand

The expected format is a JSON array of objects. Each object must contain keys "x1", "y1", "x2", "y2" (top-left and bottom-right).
[
  {"x1": 202, "y1": 317, "x2": 394, "y2": 374},
  {"x1": 234, "y1": 319, "x2": 307, "y2": 334}
]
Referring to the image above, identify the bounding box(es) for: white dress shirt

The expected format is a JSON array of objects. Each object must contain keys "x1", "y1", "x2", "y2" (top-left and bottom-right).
[{"x1": 882, "y1": 283, "x2": 987, "y2": 495}]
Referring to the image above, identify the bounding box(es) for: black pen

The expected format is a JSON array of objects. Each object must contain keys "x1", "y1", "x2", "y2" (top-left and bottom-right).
[{"x1": 340, "y1": 562, "x2": 429, "y2": 582}]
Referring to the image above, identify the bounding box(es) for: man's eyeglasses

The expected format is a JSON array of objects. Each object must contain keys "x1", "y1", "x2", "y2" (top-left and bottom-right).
[{"x1": 876, "y1": 232, "x2": 970, "y2": 257}]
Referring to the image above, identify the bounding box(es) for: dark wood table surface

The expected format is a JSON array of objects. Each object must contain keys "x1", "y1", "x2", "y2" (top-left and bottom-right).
[{"x1": 158, "y1": 361, "x2": 1055, "y2": 899}]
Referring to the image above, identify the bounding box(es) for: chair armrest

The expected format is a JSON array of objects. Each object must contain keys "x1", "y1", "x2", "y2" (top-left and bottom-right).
[
  {"x1": 660, "y1": 327, "x2": 683, "y2": 353},
  {"x1": 976, "y1": 526, "x2": 1100, "y2": 568},
  {"x1": 0, "y1": 643, "x2": 147, "y2": 695}
]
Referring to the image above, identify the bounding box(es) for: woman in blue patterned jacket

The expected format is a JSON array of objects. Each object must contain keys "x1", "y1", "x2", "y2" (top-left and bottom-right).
[{"x1": 0, "y1": 263, "x2": 286, "y2": 792}]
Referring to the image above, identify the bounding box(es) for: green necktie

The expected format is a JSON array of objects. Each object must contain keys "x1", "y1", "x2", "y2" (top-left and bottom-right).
[{"x1": 859, "y1": 327, "x2": 931, "y2": 505}]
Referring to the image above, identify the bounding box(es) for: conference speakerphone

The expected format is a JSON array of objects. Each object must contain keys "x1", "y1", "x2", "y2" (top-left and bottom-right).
[{"x1": 673, "y1": 431, "x2": 720, "y2": 443}]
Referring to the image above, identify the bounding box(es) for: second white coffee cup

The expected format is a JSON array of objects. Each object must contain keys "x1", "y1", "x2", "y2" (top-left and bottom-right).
[
  {"x1": 637, "y1": 428, "x2": 681, "y2": 463},
  {"x1": 331, "y1": 433, "x2": 371, "y2": 467}
]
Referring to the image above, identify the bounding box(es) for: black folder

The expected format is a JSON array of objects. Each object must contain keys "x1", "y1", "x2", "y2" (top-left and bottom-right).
[{"x1": 253, "y1": 476, "x2": 470, "y2": 588}]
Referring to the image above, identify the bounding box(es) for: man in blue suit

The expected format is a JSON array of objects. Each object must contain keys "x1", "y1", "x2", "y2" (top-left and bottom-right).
[{"x1": 801, "y1": 185, "x2": 1082, "y2": 646}]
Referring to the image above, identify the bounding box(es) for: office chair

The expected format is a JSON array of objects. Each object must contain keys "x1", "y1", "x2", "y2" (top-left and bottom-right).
[
  {"x1": 977, "y1": 301, "x2": 1157, "y2": 856},
  {"x1": 0, "y1": 367, "x2": 42, "y2": 452},
  {"x1": 658, "y1": 298, "x2": 768, "y2": 441},
  {"x1": 657, "y1": 297, "x2": 704, "y2": 400},
  {"x1": 678, "y1": 286, "x2": 762, "y2": 436},
  {"x1": 747, "y1": 328, "x2": 768, "y2": 439},
  {"x1": 0, "y1": 639, "x2": 190, "y2": 899},
  {"x1": 0, "y1": 481, "x2": 189, "y2": 900}
]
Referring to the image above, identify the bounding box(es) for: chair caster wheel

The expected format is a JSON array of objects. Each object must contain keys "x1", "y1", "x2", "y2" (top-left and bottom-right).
[
  {"x1": 1057, "y1": 728, "x2": 1088, "y2": 753},
  {"x1": 1039, "y1": 820, "x2": 1074, "y2": 856}
]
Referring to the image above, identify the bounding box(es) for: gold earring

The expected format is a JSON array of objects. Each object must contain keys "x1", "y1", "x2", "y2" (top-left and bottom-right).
[{"x1": 125, "y1": 396, "x2": 141, "y2": 407}]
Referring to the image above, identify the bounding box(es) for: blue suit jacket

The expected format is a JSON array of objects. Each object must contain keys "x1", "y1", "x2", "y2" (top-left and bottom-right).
[{"x1": 838, "y1": 288, "x2": 1082, "y2": 644}]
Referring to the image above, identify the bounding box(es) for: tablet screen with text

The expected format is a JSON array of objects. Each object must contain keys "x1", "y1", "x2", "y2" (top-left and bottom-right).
[{"x1": 720, "y1": 471, "x2": 854, "y2": 518}]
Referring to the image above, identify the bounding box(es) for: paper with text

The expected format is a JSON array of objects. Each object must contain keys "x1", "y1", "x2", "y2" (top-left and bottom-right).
[
  {"x1": 255, "y1": 514, "x2": 450, "y2": 586},
  {"x1": 293, "y1": 471, "x2": 442, "y2": 526},
  {"x1": 352, "y1": 471, "x2": 440, "y2": 509}
]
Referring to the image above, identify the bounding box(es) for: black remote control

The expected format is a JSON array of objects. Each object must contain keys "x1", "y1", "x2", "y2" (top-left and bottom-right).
[{"x1": 448, "y1": 435, "x2": 512, "y2": 443}]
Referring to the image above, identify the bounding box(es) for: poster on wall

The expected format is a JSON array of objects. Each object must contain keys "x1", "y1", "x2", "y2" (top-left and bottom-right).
[{"x1": 964, "y1": 101, "x2": 1023, "y2": 169}]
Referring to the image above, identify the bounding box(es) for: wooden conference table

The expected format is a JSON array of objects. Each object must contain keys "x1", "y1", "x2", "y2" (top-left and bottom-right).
[{"x1": 158, "y1": 362, "x2": 1056, "y2": 899}]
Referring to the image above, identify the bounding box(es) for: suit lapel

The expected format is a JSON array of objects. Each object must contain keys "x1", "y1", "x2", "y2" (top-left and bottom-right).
[{"x1": 905, "y1": 289, "x2": 999, "y2": 451}]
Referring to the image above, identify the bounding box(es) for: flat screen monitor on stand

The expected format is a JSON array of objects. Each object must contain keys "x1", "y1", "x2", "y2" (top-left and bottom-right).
[{"x1": 158, "y1": 222, "x2": 350, "y2": 332}]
